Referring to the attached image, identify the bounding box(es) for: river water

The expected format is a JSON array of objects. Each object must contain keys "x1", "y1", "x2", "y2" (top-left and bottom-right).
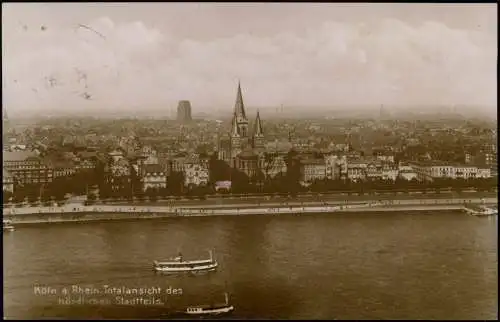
[{"x1": 3, "y1": 211, "x2": 498, "y2": 319}]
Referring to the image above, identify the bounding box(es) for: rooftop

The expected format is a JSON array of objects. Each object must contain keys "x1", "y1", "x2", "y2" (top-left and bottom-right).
[
  {"x1": 185, "y1": 153, "x2": 201, "y2": 164},
  {"x1": 77, "y1": 151, "x2": 97, "y2": 159},
  {"x1": 410, "y1": 161, "x2": 486, "y2": 168},
  {"x1": 42, "y1": 155, "x2": 76, "y2": 169},
  {"x1": 238, "y1": 147, "x2": 258, "y2": 159},
  {"x1": 3, "y1": 151, "x2": 38, "y2": 162},
  {"x1": 300, "y1": 158, "x2": 325, "y2": 165},
  {"x1": 142, "y1": 164, "x2": 164, "y2": 175}
]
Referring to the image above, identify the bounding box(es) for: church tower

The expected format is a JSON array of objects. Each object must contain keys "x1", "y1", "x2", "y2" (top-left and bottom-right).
[
  {"x1": 252, "y1": 110, "x2": 265, "y2": 150},
  {"x1": 230, "y1": 110, "x2": 242, "y2": 158},
  {"x1": 230, "y1": 81, "x2": 249, "y2": 160},
  {"x1": 232, "y1": 81, "x2": 249, "y2": 138}
]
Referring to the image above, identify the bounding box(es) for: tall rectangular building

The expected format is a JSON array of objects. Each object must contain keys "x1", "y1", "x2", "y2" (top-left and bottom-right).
[{"x1": 177, "y1": 100, "x2": 192, "y2": 122}]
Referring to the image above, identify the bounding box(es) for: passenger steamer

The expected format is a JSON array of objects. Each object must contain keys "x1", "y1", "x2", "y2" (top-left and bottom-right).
[
  {"x1": 463, "y1": 205, "x2": 497, "y2": 217},
  {"x1": 153, "y1": 250, "x2": 218, "y2": 274},
  {"x1": 185, "y1": 292, "x2": 234, "y2": 316}
]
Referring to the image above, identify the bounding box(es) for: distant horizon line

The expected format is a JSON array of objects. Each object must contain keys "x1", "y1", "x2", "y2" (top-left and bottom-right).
[{"x1": 3, "y1": 103, "x2": 496, "y2": 114}]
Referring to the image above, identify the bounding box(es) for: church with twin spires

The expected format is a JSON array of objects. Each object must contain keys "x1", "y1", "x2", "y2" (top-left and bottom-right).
[{"x1": 218, "y1": 82, "x2": 266, "y2": 175}]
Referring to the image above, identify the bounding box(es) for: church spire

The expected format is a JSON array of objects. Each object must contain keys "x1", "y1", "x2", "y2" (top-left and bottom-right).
[
  {"x1": 233, "y1": 81, "x2": 247, "y2": 120},
  {"x1": 253, "y1": 110, "x2": 264, "y2": 137}
]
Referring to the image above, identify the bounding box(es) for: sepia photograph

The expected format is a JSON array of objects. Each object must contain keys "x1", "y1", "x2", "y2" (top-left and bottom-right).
[{"x1": 2, "y1": 2, "x2": 497, "y2": 320}]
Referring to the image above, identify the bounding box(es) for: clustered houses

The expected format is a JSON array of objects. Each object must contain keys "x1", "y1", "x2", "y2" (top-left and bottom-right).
[
  {"x1": 212, "y1": 83, "x2": 496, "y2": 188},
  {"x1": 2, "y1": 83, "x2": 497, "y2": 200},
  {"x1": 99, "y1": 146, "x2": 211, "y2": 194},
  {"x1": 295, "y1": 154, "x2": 487, "y2": 186}
]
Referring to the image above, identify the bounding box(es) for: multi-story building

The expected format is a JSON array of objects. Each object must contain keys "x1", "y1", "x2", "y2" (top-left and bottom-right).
[
  {"x1": 410, "y1": 161, "x2": 492, "y2": 182},
  {"x1": 141, "y1": 145, "x2": 159, "y2": 165},
  {"x1": 3, "y1": 169, "x2": 14, "y2": 192},
  {"x1": 381, "y1": 163, "x2": 398, "y2": 181},
  {"x1": 42, "y1": 154, "x2": 78, "y2": 179},
  {"x1": 299, "y1": 158, "x2": 327, "y2": 184},
  {"x1": 476, "y1": 150, "x2": 497, "y2": 177},
  {"x1": 110, "y1": 158, "x2": 131, "y2": 177},
  {"x1": 177, "y1": 100, "x2": 193, "y2": 123},
  {"x1": 347, "y1": 157, "x2": 396, "y2": 182},
  {"x1": 411, "y1": 161, "x2": 447, "y2": 181},
  {"x1": 263, "y1": 154, "x2": 287, "y2": 179},
  {"x1": 183, "y1": 153, "x2": 209, "y2": 187},
  {"x1": 453, "y1": 165, "x2": 483, "y2": 180},
  {"x1": 464, "y1": 152, "x2": 473, "y2": 164},
  {"x1": 476, "y1": 167, "x2": 492, "y2": 178},
  {"x1": 397, "y1": 163, "x2": 418, "y2": 181},
  {"x1": 169, "y1": 153, "x2": 188, "y2": 174},
  {"x1": 365, "y1": 160, "x2": 383, "y2": 180},
  {"x1": 141, "y1": 164, "x2": 167, "y2": 191},
  {"x1": 76, "y1": 159, "x2": 97, "y2": 172},
  {"x1": 324, "y1": 155, "x2": 347, "y2": 180},
  {"x1": 52, "y1": 162, "x2": 77, "y2": 178},
  {"x1": 373, "y1": 149, "x2": 395, "y2": 163},
  {"x1": 104, "y1": 151, "x2": 131, "y2": 192},
  {"x1": 347, "y1": 160, "x2": 367, "y2": 182},
  {"x1": 3, "y1": 151, "x2": 53, "y2": 186},
  {"x1": 410, "y1": 161, "x2": 452, "y2": 181}
]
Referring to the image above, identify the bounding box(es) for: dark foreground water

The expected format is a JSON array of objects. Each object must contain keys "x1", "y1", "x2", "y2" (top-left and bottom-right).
[{"x1": 3, "y1": 212, "x2": 498, "y2": 320}]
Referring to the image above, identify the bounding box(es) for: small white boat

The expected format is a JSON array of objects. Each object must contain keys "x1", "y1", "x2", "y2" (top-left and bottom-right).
[
  {"x1": 463, "y1": 206, "x2": 498, "y2": 217},
  {"x1": 3, "y1": 220, "x2": 15, "y2": 232},
  {"x1": 153, "y1": 250, "x2": 218, "y2": 274},
  {"x1": 185, "y1": 292, "x2": 234, "y2": 316}
]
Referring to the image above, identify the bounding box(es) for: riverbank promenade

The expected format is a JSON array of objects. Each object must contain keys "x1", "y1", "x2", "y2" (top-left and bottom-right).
[{"x1": 3, "y1": 196, "x2": 497, "y2": 225}]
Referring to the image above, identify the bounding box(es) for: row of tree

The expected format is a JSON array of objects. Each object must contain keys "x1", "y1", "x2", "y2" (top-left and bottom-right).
[
  {"x1": 4, "y1": 154, "x2": 497, "y2": 205},
  {"x1": 4, "y1": 175, "x2": 497, "y2": 205},
  {"x1": 306, "y1": 177, "x2": 498, "y2": 193}
]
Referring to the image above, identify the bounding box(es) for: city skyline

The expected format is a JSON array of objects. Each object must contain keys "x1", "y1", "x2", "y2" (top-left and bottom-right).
[{"x1": 2, "y1": 3, "x2": 497, "y2": 117}]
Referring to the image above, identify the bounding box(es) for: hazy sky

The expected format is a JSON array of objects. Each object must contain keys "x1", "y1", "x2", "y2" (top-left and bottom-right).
[{"x1": 2, "y1": 3, "x2": 497, "y2": 116}]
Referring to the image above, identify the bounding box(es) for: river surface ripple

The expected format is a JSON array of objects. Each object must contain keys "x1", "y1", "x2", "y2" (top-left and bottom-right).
[{"x1": 3, "y1": 211, "x2": 498, "y2": 319}]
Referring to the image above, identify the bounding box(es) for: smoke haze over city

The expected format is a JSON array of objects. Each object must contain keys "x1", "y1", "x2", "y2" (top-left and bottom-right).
[{"x1": 2, "y1": 3, "x2": 497, "y2": 117}]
